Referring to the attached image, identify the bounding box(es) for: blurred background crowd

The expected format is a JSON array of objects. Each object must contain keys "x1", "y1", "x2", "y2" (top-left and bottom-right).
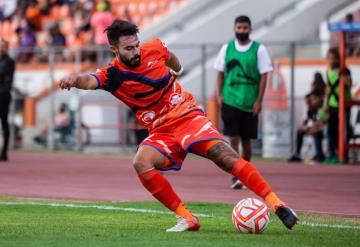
[{"x1": 0, "y1": 0, "x2": 186, "y2": 63}]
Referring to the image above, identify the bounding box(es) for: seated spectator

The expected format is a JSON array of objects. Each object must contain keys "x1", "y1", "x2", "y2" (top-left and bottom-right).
[
  {"x1": 54, "y1": 103, "x2": 72, "y2": 143},
  {"x1": 33, "y1": 103, "x2": 73, "y2": 147},
  {"x1": 25, "y1": 0, "x2": 43, "y2": 31},
  {"x1": 49, "y1": 23, "x2": 66, "y2": 47},
  {"x1": 15, "y1": 23, "x2": 37, "y2": 63},
  {"x1": 310, "y1": 72, "x2": 326, "y2": 96},
  {"x1": 48, "y1": 23, "x2": 66, "y2": 61},
  {"x1": 288, "y1": 92, "x2": 325, "y2": 163}
]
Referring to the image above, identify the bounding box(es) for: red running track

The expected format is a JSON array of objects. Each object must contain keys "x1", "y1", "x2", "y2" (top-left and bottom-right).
[{"x1": 0, "y1": 152, "x2": 359, "y2": 216}]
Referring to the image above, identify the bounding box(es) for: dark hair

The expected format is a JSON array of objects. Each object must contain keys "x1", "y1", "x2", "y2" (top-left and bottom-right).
[
  {"x1": 234, "y1": 15, "x2": 251, "y2": 26},
  {"x1": 328, "y1": 47, "x2": 340, "y2": 60},
  {"x1": 345, "y1": 13, "x2": 353, "y2": 23},
  {"x1": 311, "y1": 72, "x2": 326, "y2": 96},
  {"x1": 104, "y1": 19, "x2": 139, "y2": 46}
]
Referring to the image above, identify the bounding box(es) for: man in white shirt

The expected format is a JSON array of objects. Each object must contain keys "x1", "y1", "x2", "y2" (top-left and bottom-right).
[{"x1": 214, "y1": 15, "x2": 273, "y2": 189}]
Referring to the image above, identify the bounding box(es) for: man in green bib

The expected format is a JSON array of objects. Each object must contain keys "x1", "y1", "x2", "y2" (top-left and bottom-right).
[
  {"x1": 214, "y1": 15, "x2": 272, "y2": 189},
  {"x1": 325, "y1": 48, "x2": 352, "y2": 164}
]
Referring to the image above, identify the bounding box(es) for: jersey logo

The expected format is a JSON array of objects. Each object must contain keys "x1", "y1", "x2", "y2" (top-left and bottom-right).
[
  {"x1": 170, "y1": 93, "x2": 182, "y2": 106},
  {"x1": 147, "y1": 60, "x2": 158, "y2": 68},
  {"x1": 142, "y1": 111, "x2": 156, "y2": 124},
  {"x1": 226, "y1": 59, "x2": 258, "y2": 85}
]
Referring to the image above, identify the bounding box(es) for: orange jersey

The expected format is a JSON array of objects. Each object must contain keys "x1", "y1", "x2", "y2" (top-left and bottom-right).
[{"x1": 92, "y1": 38, "x2": 203, "y2": 130}]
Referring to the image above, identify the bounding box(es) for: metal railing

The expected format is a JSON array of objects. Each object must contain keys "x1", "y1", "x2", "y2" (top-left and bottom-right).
[{"x1": 5, "y1": 40, "x2": 359, "y2": 159}]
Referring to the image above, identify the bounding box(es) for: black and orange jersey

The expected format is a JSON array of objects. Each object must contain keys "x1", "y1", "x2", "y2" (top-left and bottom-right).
[{"x1": 92, "y1": 38, "x2": 203, "y2": 130}]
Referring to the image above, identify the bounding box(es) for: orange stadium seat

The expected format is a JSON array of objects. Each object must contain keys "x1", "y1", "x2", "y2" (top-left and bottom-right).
[{"x1": 0, "y1": 0, "x2": 188, "y2": 49}]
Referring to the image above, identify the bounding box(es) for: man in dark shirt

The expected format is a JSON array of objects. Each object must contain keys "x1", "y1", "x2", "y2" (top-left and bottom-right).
[{"x1": 0, "y1": 39, "x2": 15, "y2": 161}]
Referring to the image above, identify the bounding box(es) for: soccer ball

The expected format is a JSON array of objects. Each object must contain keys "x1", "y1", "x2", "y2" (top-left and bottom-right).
[{"x1": 232, "y1": 198, "x2": 270, "y2": 234}]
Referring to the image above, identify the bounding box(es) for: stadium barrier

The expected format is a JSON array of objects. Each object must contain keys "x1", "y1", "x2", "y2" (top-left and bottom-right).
[{"x1": 5, "y1": 42, "x2": 360, "y2": 161}]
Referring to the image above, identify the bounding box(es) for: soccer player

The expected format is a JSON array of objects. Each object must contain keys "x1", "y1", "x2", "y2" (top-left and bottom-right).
[{"x1": 59, "y1": 19, "x2": 298, "y2": 232}]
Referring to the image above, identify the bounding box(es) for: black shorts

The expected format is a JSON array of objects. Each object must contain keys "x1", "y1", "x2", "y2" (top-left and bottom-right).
[{"x1": 221, "y1": 103, "x2": 258, "y2": 139}]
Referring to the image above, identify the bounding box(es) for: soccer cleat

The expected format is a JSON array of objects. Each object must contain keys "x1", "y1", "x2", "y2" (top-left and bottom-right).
[
  {"x1": 166, "y1": 216, "x2": 200, "y2": 232},
  {"x1": 275, "y1": 206, "x2": 298, "y2": 230}
]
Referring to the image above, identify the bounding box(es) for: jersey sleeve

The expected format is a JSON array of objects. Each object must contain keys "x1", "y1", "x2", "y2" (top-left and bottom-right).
[
  {"x1": 152, "y1": 38, "x2": 170, "y2": 61},
  {"x1": 90, "y1": 67, "x2": 108, "y2": 90},
  {"x1": 90, "y1": 63, "x2": 122, "y2": 93}
]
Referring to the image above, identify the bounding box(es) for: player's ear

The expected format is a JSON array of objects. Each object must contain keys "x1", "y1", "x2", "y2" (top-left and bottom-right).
[{"x1": 110, "y1": 45, "x2": 118, "y2": 55}]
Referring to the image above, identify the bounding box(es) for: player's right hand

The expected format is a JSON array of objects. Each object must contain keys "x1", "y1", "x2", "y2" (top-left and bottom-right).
[{"x1": 59, "y1": 74, "x2": 78, "y2": 90}]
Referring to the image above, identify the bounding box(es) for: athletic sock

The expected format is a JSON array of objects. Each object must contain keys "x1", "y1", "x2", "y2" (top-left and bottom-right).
[
  {"x1": 175, "y1": 203, "x2": 197, "y2": 221},
  {"x1": 265, "y1": 192, "x2": 285, "y2": 211},
  {"x1": 231, "y1": 158, "x2": 284, "y2": 211},
  {"x1": 138, "y1": 168, "x2": 195, "y2": 220}
]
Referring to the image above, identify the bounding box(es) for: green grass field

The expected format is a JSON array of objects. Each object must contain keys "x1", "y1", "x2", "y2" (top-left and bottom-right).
[{"x1": 0, "y1": 197, "x2": 359, "y2": 247}]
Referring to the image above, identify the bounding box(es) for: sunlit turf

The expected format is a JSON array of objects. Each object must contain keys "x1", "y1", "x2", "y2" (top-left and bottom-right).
[{"x1": 0, "y1": 197, "x2": 359, "y2": 247}]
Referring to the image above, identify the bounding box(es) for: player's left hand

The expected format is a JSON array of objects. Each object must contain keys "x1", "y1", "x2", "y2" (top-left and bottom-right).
[{"x1": 253, "y1": 100, "x2": 262, "y2": 116}]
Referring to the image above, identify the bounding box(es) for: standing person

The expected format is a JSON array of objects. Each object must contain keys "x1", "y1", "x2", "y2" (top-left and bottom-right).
[
  {"x1": 59, "y1": 19, "x2": 297, "y2": 232},
  {"x1": 214, "y1": 15, "x2": 272, "y2": 189},
  {"x1": 324, "y1": 48, "x2": 352, "y2": 164},
  {"x1": 0, "y1": 39, "x2": 15, "y2": 161}
]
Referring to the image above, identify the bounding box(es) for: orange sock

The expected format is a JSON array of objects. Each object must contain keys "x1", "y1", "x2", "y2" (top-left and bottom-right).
[
  {"x1": 175, "y1": 203, "x2": 196, "y2": 221},
  {"x1": 265, "y1": 192, "x2": 285, "y2": 211},
  {"x1": 231, "y1": 158, "x2": 284, "y2": 211},
  {"x1": 138, "y1": 168, "x2": 195, "y2": 219}
]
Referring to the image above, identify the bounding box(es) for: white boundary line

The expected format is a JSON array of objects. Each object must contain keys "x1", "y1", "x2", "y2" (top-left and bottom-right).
[
  {"x1": 0, "y1": 201, "x2": 212, "y2": 217},
  {"x1": 1, "y1": 201, "x2": 360, "y2": 230},
  {"x1": 300, "y1": 221, "x2": 360, "y2": 230}
]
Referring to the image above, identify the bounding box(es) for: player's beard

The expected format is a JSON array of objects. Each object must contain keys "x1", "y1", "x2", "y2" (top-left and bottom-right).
[{"x1": 119, "y1": 54, "x2": 141, "y2": 68}]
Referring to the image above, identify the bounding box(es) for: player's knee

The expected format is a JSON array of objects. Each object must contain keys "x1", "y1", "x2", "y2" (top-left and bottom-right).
[{"x1": 133, "y1": 158, "x2": 153, "y2": 174}]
